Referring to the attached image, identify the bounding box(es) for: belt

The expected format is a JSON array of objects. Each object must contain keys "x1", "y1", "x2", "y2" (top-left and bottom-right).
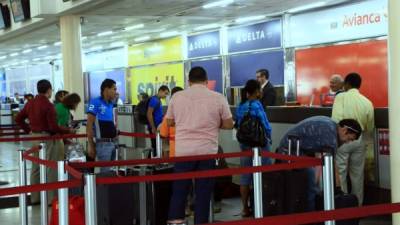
[{"x1": 95, "y1": 138, "x2": 118, "y2": 143}]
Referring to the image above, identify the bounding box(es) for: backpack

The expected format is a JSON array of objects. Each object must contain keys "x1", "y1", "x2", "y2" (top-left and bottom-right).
[
  {"x1": 236, "y1": 101, "x2": 267, "y2": 147},
  {"x1": 135, "y1": 96, "x2": 160, "y2": 125}
]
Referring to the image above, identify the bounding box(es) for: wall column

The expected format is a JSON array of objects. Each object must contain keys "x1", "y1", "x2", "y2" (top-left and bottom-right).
[
  {"x1": 59, "y1": 15, "x2": 84, "y2": 119},
  {"x1": 388, "y1": 0, "x2": 400, "y2": 224}
]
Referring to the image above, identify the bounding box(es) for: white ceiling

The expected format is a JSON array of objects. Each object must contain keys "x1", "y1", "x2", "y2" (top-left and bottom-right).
[{"x1": 0, "y1": 0, "x2": 359, "y2": 68}]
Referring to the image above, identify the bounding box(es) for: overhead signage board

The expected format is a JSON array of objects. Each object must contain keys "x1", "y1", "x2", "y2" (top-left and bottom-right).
[
  {"x1": 84, "y1": 47, "x2": 127, "y2": 72},
  {"x1": 187, "y1": 31, "x2": 220, "y2": 58},
  {"x1": 191, "y1": 59, "x2": 223, "y2": 93},
  {"x1": 286, "y1": 0, "x2": 387, "y2": 47},
  {"x1": 128, "y1": 37, "x2": 183, "y2": 67},
  {"x1": 227, "y1": 19, "x2": 282, "y2": 53}
]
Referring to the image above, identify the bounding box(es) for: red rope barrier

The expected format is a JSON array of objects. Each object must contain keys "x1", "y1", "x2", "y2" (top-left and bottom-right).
[
  {"x1": 96, "y1": 160, "x2": 319, "y2": 185},
  {"x1": 70, "y1": 151, "x2": 253, "y2": 169},
  {"x1": 261, "y1": 151, "x2": 321, "y2": 163},
  {"x1": 0, "y1": 133, "x2": 87, "y2": 142},
  {"x1": 65, "y1": 164, "x2": 83, "y2": 180},
  {"x1": 208, "y1": 203, "x2": 400, "y2": 225},
  {"x1": 0, "y1": 180, "x2": 80, "y2": 197},
  {"x1": 23, "y1": 154, "x2": 58, "y2": 169},
  {"x1": 22, "y1": 146, "x2": 41, "y2": 156},
  {"x1": 119, "y1": 131, "x2": 156, "y2": 139}
]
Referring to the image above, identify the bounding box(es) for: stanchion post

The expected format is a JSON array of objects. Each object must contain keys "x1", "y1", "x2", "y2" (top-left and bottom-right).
[
  {"x1": 252, "y1": 147, "x2": 263, "y2": 218},
  {"x1": 322, "y1": 153, "x2": 335, "y2": 225},
  {"x1": 209, "y1": 192, "x2": 214, "y2": 222},
  {"x1": 57, "y1": 161, "x2": 69, "y2": 225},
  {"x1": 84, "y1": 173, "x2": 97, "y2": 225},
  {"x1": 18, "y1": 148, "x2": 28, "y2": 225},
  {"x1": 156, "y1": 131, "x2": 162, "y2": 158},
  {"x1": 39, "y1": 143, "x2": 48, "y2": 225}
]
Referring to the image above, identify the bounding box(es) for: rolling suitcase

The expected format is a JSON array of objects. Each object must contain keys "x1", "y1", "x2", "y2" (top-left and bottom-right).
[
  {"x1": 263, "y1": 135, "x2": 310, "y2": 216},
  {"x1": 315, "y1": 192, "x2": 359, "y2": 225}
]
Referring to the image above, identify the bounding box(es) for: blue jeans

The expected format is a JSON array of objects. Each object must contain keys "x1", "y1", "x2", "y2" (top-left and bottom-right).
[
  {"x1": 96, "y1": 142, "x2": 116, "y2": 172},
  {"x1": 168, "y1": 160, "x2": 215, "y2": 224},
  {"x1": 239, "y1": 144, "x2": 272, "y2": 185}
]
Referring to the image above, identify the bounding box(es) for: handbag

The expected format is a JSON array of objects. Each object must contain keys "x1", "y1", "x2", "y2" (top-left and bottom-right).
[{"x1": 236, "y1": 101, "x2": 267, "y2": 147}]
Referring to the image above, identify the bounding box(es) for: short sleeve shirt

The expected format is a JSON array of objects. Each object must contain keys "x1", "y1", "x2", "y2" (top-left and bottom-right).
[
  {"x1": 278, "y1": 116, "x2": 338, "y2": 153},
  {"x1": 148, "y1": 96, "x2": 163, "y2": 127},
  {"x1": 165, "y1": 85, "x2": 232, "y2": 157},
  {"x1": 87, "y1": 97, "x2": 116, "y2": 138}
]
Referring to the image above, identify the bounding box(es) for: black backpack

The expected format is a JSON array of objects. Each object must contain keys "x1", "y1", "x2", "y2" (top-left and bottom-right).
[
  {"x1": 135, "y1": 96, "x2": 160, "y2": 124},
  {"x1": 236, "y1": 101, "x2": 267, "y2": 147}
]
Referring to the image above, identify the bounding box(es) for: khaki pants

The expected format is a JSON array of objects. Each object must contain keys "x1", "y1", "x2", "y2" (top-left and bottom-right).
[
  {"x1": 29, "y1": 135, "x2": 64, "y2": 204},
  {"x1": 336, "y1": 137, "x2": 366, "y2": 205}
]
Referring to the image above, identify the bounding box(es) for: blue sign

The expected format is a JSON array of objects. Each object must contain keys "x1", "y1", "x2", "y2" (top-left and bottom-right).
[
  {"x1": 88, "y1": 69, "x2": 126, "y2": 101},
  {"x1": 228, "y1": 20, "x2": 282, "y2": 53},
  {"x1": 191, "y1": 59, "x2": 223, "y2": 93},
  {"x1": 230, "y1": 51, "x2": 284, "y2": 86},
  {"x1": 188, "y1": 31, "x2": 220, "y2": 58}
]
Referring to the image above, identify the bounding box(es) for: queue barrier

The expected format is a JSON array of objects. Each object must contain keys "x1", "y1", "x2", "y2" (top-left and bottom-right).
[{"x1": 0, "y1": 131, "x2": 396, "y2": 225}]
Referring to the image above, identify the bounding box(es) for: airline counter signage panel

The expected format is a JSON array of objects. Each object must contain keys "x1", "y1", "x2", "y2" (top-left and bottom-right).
[
  {"x1": 191, "y1": 59, "x2": 223, "y2": 93},
  {"x1": 128, "y1": 37, "x2": 183, "y2": 67},
  {"x1": 88, "y1": 69, "x2": 126, "y2": 101},
  {"x1": 188, "y1": 31, "x2": 220, "y2": 58},
  {"x1": 228, "y1": 19, "x2": 282, "y2": 53},
  {"x1": 130, "y1": 63, "x2": 184, "y2": 104},
  {"x1": 287, "y1": 0, "x2": 387, "y2": 47}
]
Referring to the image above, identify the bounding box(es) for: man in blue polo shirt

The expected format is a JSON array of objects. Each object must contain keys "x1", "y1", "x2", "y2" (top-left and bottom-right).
[
  {"x1": 87, "y1": 79, "x2": 117, "y2": 171},
  {"x1": 147, "y1": 85, "x2": 170, "y2": 154}
]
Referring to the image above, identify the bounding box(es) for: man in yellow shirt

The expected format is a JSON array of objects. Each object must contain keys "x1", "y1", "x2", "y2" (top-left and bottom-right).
[{"x1": 331, "y1": 72, "x2": 374, "y2": 205}]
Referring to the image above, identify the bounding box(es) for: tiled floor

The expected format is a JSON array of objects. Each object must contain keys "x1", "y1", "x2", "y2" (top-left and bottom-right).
[{"x1": 0, "y1": 141, "x2": 394, "y2": 225}]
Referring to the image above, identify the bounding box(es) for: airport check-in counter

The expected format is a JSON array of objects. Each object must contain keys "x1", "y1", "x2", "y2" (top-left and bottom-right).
[
  {"x1": 0, "y1": 104, "x2": 12, "y2": 125},
  {"x1": 219, "y1": 106, "x2": 389, "y2": 189}
]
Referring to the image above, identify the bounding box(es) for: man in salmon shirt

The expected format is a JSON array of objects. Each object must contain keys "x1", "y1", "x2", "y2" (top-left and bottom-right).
[{"x1": 158, "y1": 86, "x2": 183, "y2": 157}]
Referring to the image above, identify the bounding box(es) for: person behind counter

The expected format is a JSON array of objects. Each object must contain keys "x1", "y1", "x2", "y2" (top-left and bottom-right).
[
  {"x1": 235, "y1": 79, "x2": 272, "y2": 217},
  {"x1": 256, "y1": 68, "x2": 276, "y2": 107}
]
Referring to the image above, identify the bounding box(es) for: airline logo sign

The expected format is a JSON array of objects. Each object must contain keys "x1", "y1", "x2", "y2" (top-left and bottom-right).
[
  {"x1": 228, "y1": 19, "x2": 282, "y2": 53},
  {"x1": 287, "y1": 0, "x2": 387, "y2": 47},
  {"x1": 188, "y1": 31, "x2": 220, "y2": 58}
]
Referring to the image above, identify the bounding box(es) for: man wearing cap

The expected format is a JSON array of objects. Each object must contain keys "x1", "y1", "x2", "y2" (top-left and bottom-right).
[{"x1": 332, "y1": 72, "x2": 374, "y2": 205}]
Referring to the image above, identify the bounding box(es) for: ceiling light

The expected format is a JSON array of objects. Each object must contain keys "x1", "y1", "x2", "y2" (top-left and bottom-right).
[
  {"x1": 90, "y1": 46, "x2": 103, "y2": 51},
  {"x1": 160, "y1": 31, "x2": 179, "y2": 38},
  {"x1": 203, "y1": 0, "x2": 234, "y2": 9},
  {"x1": 194, "y1": 23, "x2": 220, "y2": 31},
  {"x1": 22, "y1": 49, "x2": 32, "y2": 54},
  {"x1": 97, "y1": 31, "x2": 113, "y2": 37},
  {"x1": 10, "y1": 53, "x2": 19, "y2": 57},
  {"x1": 54, "y1": 41, "x2": 61, "y2": 46},
  {"x1": 288, "y1": 2, "x2": 327, "y2": 13},
  {"x1": 33, "y1": 58, "x2": 41, "y2": 61},
  {"x1": 235, "y1": 15, "x2": 266, "y2": 23},
  {"x1": 0, "y1": 55, "x2": 7, "y2": 60},
  {"x1": 81, "y1": 36, "x2": 88, "y2": 41},
  {"x1": 37, "y1": 45, "x2": 48, "y2": 50},
  {"x1": 124, "y1": 24, "x2": 144, "y2": 31},
  {"x1": 110, "y1": 41, "x2": 126, "y2": 48},
  {"x1": 134, "y1": 36, "x2": 150, "y2": 42}
]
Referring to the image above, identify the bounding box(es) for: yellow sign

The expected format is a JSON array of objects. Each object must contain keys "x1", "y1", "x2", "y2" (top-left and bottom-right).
[
  {"x1": 130, "y1": 63, "x2": 184, "y2": 104},
  {"x1": 128, "y1": 37, "x2": 183, "y2": 67}
]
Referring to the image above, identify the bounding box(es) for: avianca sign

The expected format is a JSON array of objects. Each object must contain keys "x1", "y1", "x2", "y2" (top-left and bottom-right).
[{"x1": 343, "y1": 12, "x2": 386, "y2": 27}]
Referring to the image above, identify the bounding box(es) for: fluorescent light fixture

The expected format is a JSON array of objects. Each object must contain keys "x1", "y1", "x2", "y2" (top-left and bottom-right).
[
  {"x1": 97, "y1": 31, "x2": 113, "y2": 37},
  {"x1": 22, "y1": 49, "x2": 32, "y2": 54},
  {"x1": 10, "y1": 53, "x2": 19, "y2": 57},
  {"x1": 110, "y1": 41, "x2": 126, "y2": 48},
  {"x1": 134, "y1": 36, "x2": 150, "y2": 42},
  {"x1": 288, "y1": 2, "x2": 327, "y2": 13},
  {"x1": 124, "y1": 24, "x2": 144, "y2": 31},
  {"x1": 37, "y1": 45, "x2": 48, "y2": 50},
  {"x1": 90, "y1": 46, "x2": 103, "y2": 51},
  {"x1": 235, "y1": 15, "x2": 266, "y2": 23},
  {"x1": 54, "y1": 41, "x2": 61, "y2": 46},
  {"x1": 33, "y1": 58, "x2": 41, "y2": 61},
  {"x1": 160, "y1": 31, "x2": 179, "y2": 38},
  {"x1": 194, "y1": 23, "x2": 220, "y2": 31},
  {"x1": 0, "y1": 55, "x2": 7, "y2": 60},
  {"x1": 203, "y1": 0, "x2": 234, "y2": 9},
  {"x1": 81, "y1": 36, "x2": 88, "y2": 41},
  {"x1": 20, "y1": 60, "x2": 28, "y2": 64}
]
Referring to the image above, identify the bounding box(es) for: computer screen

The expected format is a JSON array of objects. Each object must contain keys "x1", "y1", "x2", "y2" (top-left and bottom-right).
[{"x1": 9, "y1": 0, "x2": 26, "y2": 22}]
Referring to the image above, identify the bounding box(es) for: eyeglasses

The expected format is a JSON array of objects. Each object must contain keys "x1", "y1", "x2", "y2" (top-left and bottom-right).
[{"x1": 344, "y1": 125, "x2": 360, "y2": 134}]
